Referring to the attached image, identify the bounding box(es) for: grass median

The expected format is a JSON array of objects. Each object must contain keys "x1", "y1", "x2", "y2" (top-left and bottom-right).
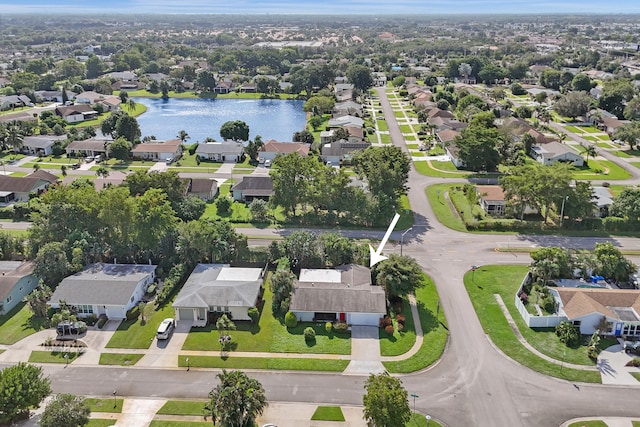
[
  {"x1": 99, "y1": 353, "x2": 144, "y2": 366},
  {"x1": 178, "y1": 355, "x2": 348, "y2": 371}
]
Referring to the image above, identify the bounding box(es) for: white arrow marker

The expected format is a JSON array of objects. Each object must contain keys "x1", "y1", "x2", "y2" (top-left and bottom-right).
[{"x1": 369, "y1": 213, "x2": 401, "y2": 267}]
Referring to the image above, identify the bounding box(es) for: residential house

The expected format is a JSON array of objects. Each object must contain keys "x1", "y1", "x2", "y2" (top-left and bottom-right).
[
  {"x1": 238, "y1": 82, "x2": 256, "y2": 93},
  {"x1": 0, "y1": 95, "x2": 32, "y2": 111},
  {"x1": 321, "y1": 140, "x2": 370, "y2": 165},
  {"x1": 259, "y1": 140, "x2": 310, "y2": 162},
  {"x1": 131, "y1": 139, "x2": 183, "y2": 162},
  {"x1": 112, "y1": 80, "x2": 144, "y2": 91},
  {"x1": 476, "y1": 185, "x2": 537, "y2": 217},
  {"x1": 65, "y1": 139, "x2": 110, "y2": 157},
  {"x1": 21, "y1": 135, "x2": 63, "y2": 156},
  {"x1": 334, "y1": 83, "x2": 354, "y2": 102},
  {"x1": 109, "y1": 71, "x2": 137, "y2": 81},
  {"x1": 214, "y1": 81, "x2": 234, "y2": 94},
  {"x1": 600, "y1": 116, "x2": 627, "y2": 136},
  {"x1": 0, "y1": 173, "x2": 56, "y2": 204},
  {"x1": 231, "y1": 176, "x2": 274, "y2": 202},
  {"x1": 431, "y1": 116, "x2": 467, "y2": 132},
  {"x1": 172, "y1": 264, "x2": 265, "y2": 326},
  {"x1": 372, "y1": 72, "x2": 387, "y2": 87},
  {"x1": 427, "y1": 108, "x2": 455, "y2": 122},
  {"x1": 333, "y1": 101, "x2": 363, "y2": 118},
  {"x1": 0, "y1": 261, "x2": 38, "y2": 316},
  {"x1": 0, "y1": 111, "x2": 37, "y2": 124},
  {"x1": 290, "y1": 264, "x2": 386, "y2": 326},
  {"x1": 445, "y1": 142, "x2": 465, "y2": 169},
  {"x1": 552, "y1": 287, "x2": 640, "y2": 337},
  {"x1": 54, "y1": 105, "x2": 98, "y2": 123},
  {"x1": 195, "y1": 141, "x2": 244, "y2": 162},
  {"x1": 48, "y1": 263, "x2": 157, "y2": 320},
  {"x1": 327, "y1": 115, "x2": 364, "y2": 129},
  {"x1": 34, "y1": 90, "x2": 67, "y2": 103},
  {"x1": 530, "y1": 141, "x2": 584, "y2": 167},
  {"x1": 75, "y1": 91, "x2": 121, "y2": 112},
  {"x1": 186, "y1": 178, "x2": 218, "y2": 201},
  {"x1": 593, "y1": 186, "x2": 613, "y2": 218}
]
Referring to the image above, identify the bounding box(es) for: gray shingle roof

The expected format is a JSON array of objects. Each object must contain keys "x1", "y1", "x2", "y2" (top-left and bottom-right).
[
  {"x1": 196, "y1": 141, "x2": 244, "y2": 155},
  {"x1": 290, "y1": 264, "x2": 386, "y2": 314},
  {"x1": 231, "y1": 176, "x2": 273, "y2": 196},
  {"x1": 49, "y1": 263, "x2": 156, "y2": 306},
  {"x1": 173, "y1": 264, "x2": 263, "y2": 309}
]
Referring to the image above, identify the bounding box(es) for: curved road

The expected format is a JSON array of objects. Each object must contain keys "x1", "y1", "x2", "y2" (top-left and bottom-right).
[{"x1": 9, "y1": 88, "x2": 640, "y2": 426}]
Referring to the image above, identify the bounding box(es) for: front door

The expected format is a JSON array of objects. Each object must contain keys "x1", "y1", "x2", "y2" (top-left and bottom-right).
[{"x1": 339, "y1": 312, "x2": 346, "y2": 322}]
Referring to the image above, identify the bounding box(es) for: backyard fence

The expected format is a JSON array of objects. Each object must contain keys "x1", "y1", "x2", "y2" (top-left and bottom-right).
[{"x1": 514, "y1": 272, "x2": 567, "y2": 328}]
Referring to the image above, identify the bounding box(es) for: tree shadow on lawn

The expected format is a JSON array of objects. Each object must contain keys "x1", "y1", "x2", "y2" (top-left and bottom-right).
[{"x1": 416, "y1": 301, "x2": 440, "y2": 335}]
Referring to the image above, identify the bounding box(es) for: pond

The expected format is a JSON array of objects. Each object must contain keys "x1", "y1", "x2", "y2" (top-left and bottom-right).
[{"x1": 133, "y1": 97, "x2": 307, "y2": 143}]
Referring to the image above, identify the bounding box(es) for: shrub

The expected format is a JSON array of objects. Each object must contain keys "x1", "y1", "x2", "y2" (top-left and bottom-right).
[
  {"x1": 215, "y1": 196, "x2": 232, "y2": 215},
  {"x1": 628, "y1": 358, "x2": 640, "y2": 367},
  {"x1": 247, "y1": 307, "x2": 259, "y2": 323},
  {"x1": 333, "y1": 321, "x2": 349, "y2": 334},
  {"x1": 304, "y1": 327, "x2": 316, "y2": 341},
  {"x1": 325, "y1": 322, "x2": 332, "y2": 333},
  {"x1": 85, "y1": 314, "x2": 98, "y2": 326},
  {"x1": 97, "y1": 317, "x2": 107, "y2": 329},
  {"x1": 384, "y1": 325, "x2": 394, "y2": 335},
  {"x1": 555, "y1": 321, "x2": 580, "y2": 347},
  {"x1": 284, "y1": 311, "x2": 298, "y2": 328},
  {"x1": 379, "y1": 316, "x2": 392, "y2": 328},
  {"x1": 397, "y1": 322, "x2": 404, "y2": 332},
  {"x1": 395, "y1": 313, "x2": 406, "y2": 325},
  {"x1": 146, "y1": 284, "x2": 157, "y2": 295},
  {"x1": 125, "y1": 306, "x2": 139, "y2": 321}
]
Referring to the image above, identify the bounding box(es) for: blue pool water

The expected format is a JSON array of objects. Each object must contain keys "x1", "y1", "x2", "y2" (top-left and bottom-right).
[{"x1": 133, "y1": 97, "x2": 307, "y2": 143}]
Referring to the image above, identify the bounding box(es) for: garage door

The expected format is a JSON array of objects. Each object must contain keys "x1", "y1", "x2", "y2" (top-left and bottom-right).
[
  {"x1": 179, "y1": 308, "x2": 194, "y2": 321},
  {"x1": 106, "y1": 306, "x2": 125, "y2": 320},
  {"x1": 349, "y1": 313, "x2": 381, "y2": 326}
]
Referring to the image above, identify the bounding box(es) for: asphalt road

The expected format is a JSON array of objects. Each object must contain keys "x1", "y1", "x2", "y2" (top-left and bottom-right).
[{"x1": 7, "y1": 89, "x2": 640, "y2": 426}]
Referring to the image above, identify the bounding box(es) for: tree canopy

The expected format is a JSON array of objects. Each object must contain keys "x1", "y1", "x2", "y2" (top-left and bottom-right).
[
  {"x1": 204, "y1": 370, "x2": 267, "y2": 427},
  {"x1": 40, "y1": 394, "x2": 90, "y2": 427},
  {"x1": 373, "y1": 254, "x2": 425, "y2": 299},
  {"x1": 0, "y1": 363, "x2": 51, "y2": 425},
  {"x1": 362, "y1": 372, "x2": 412, "y2": 427},
  {"x1": 220, "y1": 120, "x2": 250, "y2": 141}
]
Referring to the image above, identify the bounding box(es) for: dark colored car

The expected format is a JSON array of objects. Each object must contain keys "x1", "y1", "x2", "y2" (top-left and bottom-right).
[
  {"x1": 70, "y1": 163, "x2": 81, "y2": 170},
  {"x1": 57, "y1": 321, "x2": 87, "y2": 336},
  {"x1": 623, "y1": 340, "x2": 640, "y2": 355}
]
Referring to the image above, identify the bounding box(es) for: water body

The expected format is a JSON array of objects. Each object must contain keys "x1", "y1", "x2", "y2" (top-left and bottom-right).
[{"x1": 133, "y1": 97, "x2": 307, "y2": 142}]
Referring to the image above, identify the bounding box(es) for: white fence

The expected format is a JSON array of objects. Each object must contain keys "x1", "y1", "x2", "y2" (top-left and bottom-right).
[{"x1": 514, "y1": 273, "x2": 567, "y2": 328}]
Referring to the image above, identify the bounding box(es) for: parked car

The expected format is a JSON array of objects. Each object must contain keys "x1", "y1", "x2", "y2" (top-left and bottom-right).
[
  {"x1": 70, "y1": 163, "x2": 81, "y2": 170},
  {"x1": 57, "y1": 321, "x2": 87, "y2": 336},
  {"x1": 156, "y1": 318, "x2": 175, "y2": 340},
  {"x1": 264, "y1": 159, "x2": 271, "y2": 168},
  {"x1": 418, "y1": 145, "x2": 428, "y2": 151},
  {"x1": 624, "y1": 340, "x2": 640, "y2": 355},
  {"x1": 94, "y1": 155, "x2": 103, "y2": 163},
  {"x1": 84, "y1": 156, "x2": 95, "y2": 163},
  {"x1": 165, "y1": 157, "x2": 173, "y2": 164}
]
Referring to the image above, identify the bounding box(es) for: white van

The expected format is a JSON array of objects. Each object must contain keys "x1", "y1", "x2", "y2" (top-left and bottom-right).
[
  {"x1": 264, "y1": 159, "x2": 272, "y2": 168},
  {"x1": 156, "y1": 318, "x2": 174, "y2": 340}
]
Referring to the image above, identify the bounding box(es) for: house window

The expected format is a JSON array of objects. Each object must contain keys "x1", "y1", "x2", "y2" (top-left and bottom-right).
[
  {"x1": 572, "y1": 321, "x2": 581, "y2": 328},
  {"x1": 224, "y1": 306, "x2": 229, "y2": 312},
  {"x1": 77, "y1": 305, "x2": 93, "y2": 315}
]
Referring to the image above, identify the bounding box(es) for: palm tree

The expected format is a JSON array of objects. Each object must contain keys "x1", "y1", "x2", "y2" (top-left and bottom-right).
[
  {"x1": 558, "y1": 132, "x2": 568, "y2": 144},
  {"x1": 204, "y1": 370, "x2": 267, "y2": 427},
  {"x1": 96, "y1": 166, "x2": 110, "y2": 179},
  {"x1": 584, "y1": 145, "x2": 597, "y2": 165},
  {"x1": 119, "y1": 91, "x2": 129, "y2": 104},
  {"x1": 6, "y1": 123, "x2": 24, "y2": 153},
  {"x1": 126, "y1": 98, "x2": 136, "y2": 113},
  {"x1": 177, "y1": 130, "x2": 190, "y2": 143}
]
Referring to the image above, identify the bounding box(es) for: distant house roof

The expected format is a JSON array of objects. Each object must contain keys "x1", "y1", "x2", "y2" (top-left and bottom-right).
[
  {"x1": 22, "y1": 135, "x2": 63, "y2": 149},
  {"x1": 327, "y1": 115, "x2": 364, "y2": 128},
  {"x1": 476, "y1": 185, "x2": 506, "y2": 203},
  {"x1": 49, "y1": 263, "x2": 156, "y2": 306},
  {"x1": 437, "y1": 129, "x2": 459, "y2": 143},
  {"x1": 195, "y1": 141, "x2": 244, "y2": 155},
  {"x1": 557, "y1": 288, "x2": 640, "y2": 321},
  {"x1": 27, "y1": 169, "x2": 59, "y2": 183},
  {"x1": 290, "y1": 264, "x2": 386, "y2": 314},
  {"x1": 0, "y1": 261, "x2": 35, "y2": 301},
  {"x1": 131, "y1": 139, "x2": 182, "y2": 154},
  {"x1": 66, "y1": 139, "x2": 110, "y2": 152},
  {"x1": 0, "y1": 176, "x2": 49, "y2": 193},
  {"x1": 54, "y1": 104, "x2": 96, "y2": 117},
  {"x1": 260, "y1": 140, "x2": 309, "y2": 156},
  {"x1": 188, "y1": 178, "x2": 218, "y2": 195},
  {"x1": 0, "y1": 111, "x2": 37, "y2": 123},
  {"x1": 531, "y1": 141, "x2": 581, "y2": 159},
  {"x1": 173, "y1": 264, "x2": 263, "y2": 309},
  {"x1": 231, "y1": 176, "x2": 274, "y2": 197}
]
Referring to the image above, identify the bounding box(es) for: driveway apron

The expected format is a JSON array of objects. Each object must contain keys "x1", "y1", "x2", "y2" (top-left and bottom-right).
[{"x1": 343, "y1": 325, "x2": 385, "y2": 375}]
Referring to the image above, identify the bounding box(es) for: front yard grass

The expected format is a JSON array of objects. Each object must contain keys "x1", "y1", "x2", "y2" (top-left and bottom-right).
[
  {"x1": 178, "y1": 355, "x2": 348, "y2": 371},
  {"x1": 149, "y1": 421, "x2": 213, "y2": 427},
  {"x1": 28, "y1": 350, "x2": 83, "y2": 364},
  {"x1": 383, "y1": 274, "x2": 448, "y2": 373},
  {"x1": 105, "y1": 302, "x2": 175, "y2": 349},
  {"x1": 464, "y1": 265, "x2": 602, "y2": 383},
  {"x1": 567, "y1": 422, "x2": 608, "y2": 427},
  {"x1": 379, "y1": 298, "x2": 416, "y2": 357},
  {"x1": 0, "y1": 303, "x2": 47, "y2": 345},
  {"x1": 414, "y1": 160, "x2": 470, "y2": 178},
  {"x1": 573, "y1": 160, "x2": 631, "y2": 180},
  {"x1": 86, "y1": 420, "x2": 117, "y2": 427},
  {"x1": 86, "y1": 397, "x2": 124, "y2": 413},
  {"x1": 311, "y1": 406, "x2": 345, "y2": 421},
  {"x1": 631, "y1": 372, "x2": 640, "y2": 382},
  {"x1": 99, "y1": 353, "x2": 144, "y2": 366},
  {"x1": 157, "y1": 400, "x2": 206, "y2": 416},
  {"x1": 182, "y1": 277, "x2": 351, "y2": 355}
]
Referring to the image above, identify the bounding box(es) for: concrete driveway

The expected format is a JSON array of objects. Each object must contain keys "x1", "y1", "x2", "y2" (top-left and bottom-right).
[
  {"x1": 597, "y1": 344, "x2": 640, "y2": 385},
  {"x1": 343, "y1": 325, "x2": 384, "y2": 375}
]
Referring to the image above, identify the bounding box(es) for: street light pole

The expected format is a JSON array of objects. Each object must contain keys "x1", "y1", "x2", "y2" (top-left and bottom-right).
[
  {"x1": 186, "y1": 357, "x2": 190, "y2": 372},
  {"x1": 113, "y1": 390, "x2": 117, "y2": 408},
  {"x1": 471, "y1": 265, "x2": 478, "y2": 283},
  {"x1": 400, "y1": 228, "x2": 413, "y2": 256}
]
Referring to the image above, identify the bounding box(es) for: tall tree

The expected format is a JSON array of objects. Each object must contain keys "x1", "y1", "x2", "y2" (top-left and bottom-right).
[
  {"x1": 220, "y1": 120, "x2": 250, "y2": 142},
  {"x1": 614, "y1": 122, "x2": 640, "y2": 150},
  {"x1": 40, "y1": 394, "x2": 90, "y2": 427},
  {"x1": 177, "y1": 130, "x2": 190, "y2": 143},
  {"x1": 373, "y1": 254, "x2": 425, "y2": 299},
  {"x1": 33, "y1": 241, "x2": 71, "y2": 288},
  {"x1": 0, "y1": 363, "x2": 51, "y2": 425},
  {"x1": 108, "y1": 137, "x2": 132, "y2": 161},
  {"x1": 454, "y1": 126, "x2": 502, "y2": 172},
  {"x1": 362, "y1": 372, "x2": 411, "y2": 427},
  {"x1": 346, "y1": 64, "x2": 373, "y2": 92},
  {"x1": 204, "y1": 370, "x2": 267, "y2": 427},
  {"x1": 23, "y1": 281, "x2": 52, "y2": 318},
  {"x1": 610, "y1": 187, "x2": 640, "y2": 221},
  {"x1": 271, "y1": 153, "x2": 319, "y2": 217},
  {"x1": 553, "y1": 91, "x2": 593, "y2": 119}
]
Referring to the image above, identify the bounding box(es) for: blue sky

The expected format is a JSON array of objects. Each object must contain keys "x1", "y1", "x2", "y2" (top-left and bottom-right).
[{"x1": 1, "y1": 0, "x2": 639, "y2": 14}]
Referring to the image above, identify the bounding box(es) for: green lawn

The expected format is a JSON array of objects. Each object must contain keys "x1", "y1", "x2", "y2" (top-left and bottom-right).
[
  {"x1": 631, "y1": 372, "x2": 640, "y2": 382},
  {"x1": 28, "y1": 350, "x2": 83, "y2": 364},
  {"x1": 379, "y1": 298, "x2": 416, "y2": 357},
  {"x1": 464, "y1": 265, "x2": 601, "y2": 383},
  {"x1": 399, "y1": 124, "x2": 413, "y2": 133},
  {"x1": 178, "y1": 355, "x2": 348, "y2": 371},
  {"x1": 0, "y1": 303, "x2": 48, "y2": 345},
  {"x1": 380, "y1": 134, "x2": 392, "y2": 144},
  {"x1": 425, "y1": 184, "x2": 467, "y2": 232},
  {"x1": 377, "y1": 119, "x2": 388, "y2": 132},
  {"x1": 157, "y1": 400, "x2": 206, "y2": 416},
  {"x1": 567, "y1": 422, "x2": 608, "y2": 427},
  {"x1": 384, "y1": 275, "x2": 449, "y2": 373},
  {"x1": 99, "y1": 353, "x2": 144, "y2": 366},
  {"x1": 573, "y1": 160, "x2": 631, "y2": 180},
  {"x1": 406, "y1": 144, "x2": 419, "y2": 149},
  {"x1": 408, "y1": 413, "x2": 443, "y2": 427},
  {"x1": 149, "y1": 421, "x2": 212, "y2": 427},
  {"x1": 414, "y1": 160, "x2": 470, "y2": 178},
  {"x1": 311, "y1": 406, "x2": 345, "y2": 421},
  {"x1": 397, "y1": 194, "x2": 414, "y2": 230},
  {"x1": 86, "y1": 420, "x2": 117, "y2": 427},
  {"x1": 583, "y1": 136, "x2": 597, "y2": 142},
  {"x1": 565, "y1": 125, "x2": 585, "y2": 134},
  {"x1": 183, "y1": 278, "x2": 351, "y2": 355},
  {"x1": 85, "y1": 398, "x2": 124, "y2": 413},
  {"x1": 105, "y1": 303, "x2": 175, "y2": 349}
]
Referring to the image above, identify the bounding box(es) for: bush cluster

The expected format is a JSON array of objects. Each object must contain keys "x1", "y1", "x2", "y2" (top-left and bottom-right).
[
  {"x1": 333, "y1": 321, "x2": 349, "y2": 334},
  {"x1": 303, "y1": 327, "x2": 316, "y2": 341},
  {"x1": 284, "y1": 311, "x2": 298, "y2": 328}
]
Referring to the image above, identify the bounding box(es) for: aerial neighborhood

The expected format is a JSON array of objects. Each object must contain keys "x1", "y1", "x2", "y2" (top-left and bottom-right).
[{"x1": 1, "y1": 10, "x2": 640, "y2": 427}]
